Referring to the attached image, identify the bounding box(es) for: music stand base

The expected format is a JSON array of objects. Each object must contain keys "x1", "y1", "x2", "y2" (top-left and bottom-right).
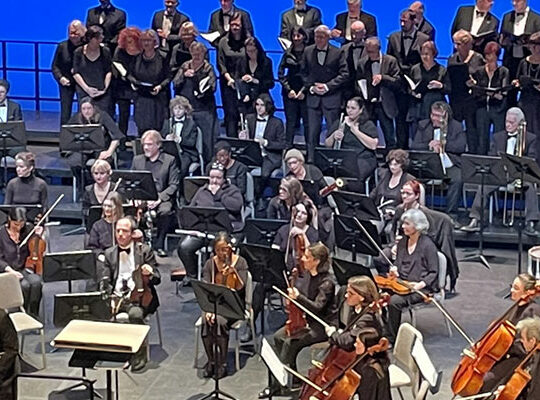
[
  {"x1": 198, "y1": 388, "x2": 238, "y2": 400},
  {"x1": 460, "y1": 252, "x2": 495, "y2": 269}
]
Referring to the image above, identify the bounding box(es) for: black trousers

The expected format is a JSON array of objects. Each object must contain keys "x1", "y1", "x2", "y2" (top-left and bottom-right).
[
  {"x1": 154, "y1": 200, "x2": 174, "y2": 251},
  {"x1": 256, "y1": 156, "x2": 283, "y2": 198},
  {"x1": 273, "y1": 324, "x2": 327, "y2": 370},
  {"x1": 201, "y1": 314, "x2": 232, "y2": 368},
  {"x1": 395, "y1": 92, "x2": 411, "y2": 149},
  {"x1": 59, "y1": 84, "x2": 76, "y2": 125},
  {"x1": 192, "y1": 110, "x2": 218, "y2": 164},
  {"x1": 452, "y1": 97, "x2": 478, "y2": 154},
  {"x1": 283, "y1": 96, "x2": 309, "y2": 148},
  {"x1": 177, "y1": 235, "x2": 203, "y2": 278},
  {"x1": 369, "y1": 103, "x2": 396, "y2": 150},
  {"x1": 306, "y1": 104, "x2": 340, "y2": 162},
  {"x1": 444, "y1": 164, "x2": 463, "y2": 216},
  {"x1": 115, "y1": 98, "x2": 132, "y2": 136},
  {"x1": 220, "y1": 81, "x2": 240, "y2": 138},
  {"x1": 386, "y1": 292, "x2": 424, "y2": 343},
  {"x1": 476, "y1": 106, "x2": 505, "y2": 155},
  {"x1": 20, "y1": 270, "x2": 43, "y2": 318}
]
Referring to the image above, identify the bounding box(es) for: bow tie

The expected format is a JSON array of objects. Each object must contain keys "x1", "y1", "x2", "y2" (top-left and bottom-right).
[
  {"x1": 257, "y1": 117, "x2": 267, "y2": 122},
  {"x1": 403, "y1": 35, "x2": 414, "y2": 40},
  {"x1": 119, "y1": 247, "x2": 131, "y2": 255},
  {"x1": 295, "y1": 8, "x2": 307, "y2": 14},
  {"x1": 476, "y1": 10, "x2": 486, "y2": 17},
  {"x1": 317, "y1": 49, "x2": 327, "y2": 53},
  {"x1": 0, "y1": 103, "x2": 6, "y2": 108},
  {"x1": 223, "y1": 12, "x2": 233, "y2": 17},
  {"x1": 516, "y1": 12, "x2": 525, "y2": 17},
  {"x1": 173, "y1": 117, "x2": 185, "y2": 124},
  {"x1": 99, "y1": 6, "x2": 111, "y2": 12},
  {"x1": 508, "y1": 131, "x2": 518, "y2": 137},
  {"x1": 165, "y1": 12, "x2": 175, "y2": 18}
]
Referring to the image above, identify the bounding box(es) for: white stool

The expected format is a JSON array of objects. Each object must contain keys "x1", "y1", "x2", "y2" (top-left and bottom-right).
[{"x1": 527, "y1": 246, "x2": 540, "y2": 279}]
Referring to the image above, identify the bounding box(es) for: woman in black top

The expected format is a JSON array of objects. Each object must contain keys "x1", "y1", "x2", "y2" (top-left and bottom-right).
[
  {"x1": 173, "y1": 41, "x2": 217, "y2": 163},
  {"x1": 326, "y1": 97, "x2": 379, "y2": 190},
  {"x1": 237, "y1": 37, "x2": 274, "y2": 116},
  {"x1": 217, "y1": 13, "x2": 249, "y2": 137},
  {"x1": 82, "y1": 159, "x2": 113, "y2": 212},
  {"x1": 87, "y1": 191, "x2": 124, "y2": 252},
  {"x1": 516, "y1": 32, "x2": 540, "y2": 139},
  {"x1": 384, "y1": 208, "x2": 438, "y2": 343},
  {"x1": 73, "y1": 25, "x2": 113, "y2": 115},
  {"x1": 0, "y1": 208, "x2": 43, "y2": 318},
  {"x1": 470, "y1": 41, "x2": 510, "y2": 155},
  {"x1": 5, "y1": 152, "x2": 48, "y2": 210},
  {"x1": 266, "y1": 175, "x2": 317, "y2": 222},
  {"x1": 448, "y1": 29, "x2": 485, "y2": 154},
  {"x1": 52, "y1": 20, "x2": 86, "y2": 125},
  {"x1": 200, "y1": 232, "x2": 248, "y2": 379},
  {"x1": 284, "y1": 148, "x2": 326, "y2": 200},
  {"x1": 278, "y1": 26, "x2": 309, "y2": 147},
  {"x1": 130, "y1": 29, "x2": 171, "y2": 136},
  {"x1": 169, "y1": 21, "x2": 197, "y2": 77},
  {"x1": 259, "y1": 242, "x2": 338, "y2": 398},
  {"x1": 112, "y1": 27, "x2": 141, "y2": 135},
  {"x1": 408, "y1": 41, "x2": 450, "y2": 127}
]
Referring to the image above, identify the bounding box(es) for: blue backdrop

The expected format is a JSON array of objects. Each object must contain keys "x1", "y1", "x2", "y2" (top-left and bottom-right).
[{"x1": 1, "y1": 0, "x2": 538, "y2": 111}]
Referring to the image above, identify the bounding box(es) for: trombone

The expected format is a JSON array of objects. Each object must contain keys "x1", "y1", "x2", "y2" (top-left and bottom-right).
[{"x1": 503, "y1": 120, "x2": 527, "y2": 227}]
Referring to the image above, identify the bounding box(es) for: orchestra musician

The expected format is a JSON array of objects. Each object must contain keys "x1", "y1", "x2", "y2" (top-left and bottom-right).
[
  {"x1": 331, "y1": 0, "x2": 377, "y2": 42},
  {"x1": 200, "y1": 232, "x2": 248, "y2": 379},
  {"x1": 0, "y1": 208, "x2": 43, "y2": 319},
  {"x1": 450, "y1": 0, "x2": 499, "y2": 53},
  {"x1": 409, "y1": 1, "x2": 436, "y2": 41},
  {"x1": 284, "y1": 148, "x2": 325, "y2": 197},
  {"x1": 0, "y1": 79, "x2": 22, "y2": 123},
  {"x1": 85, "y1": 0, "x2": 126, "y2": 51},
  {"x1": 280, "y1": 0, "x2": 322, "y2": 45},
  {"x1": 151, "y1": 0, "x2": 190, "y2": 56},
  {"x1": 87, "y1": 191, "x2": 124, "y2": 252},
  {"x1": 5, "y1": 152, "x2": 48, "y2": 210},
  {"x1": 461, "y1": 107, "x2": 540, "y2": 235},
  {"x1": 258, "y1": 242, "x2": 338, "y2": 399},
  {"x1": 382, "y1": 208, "x2": 439, "y2": 344},
  {"x1": 0, "y1": 308, "x2": 18, "y2": 400},
  {"x1": 131, "y1": 130, "x2": 179, "y2": 257},
  {"x1": 82, "y1": 160, "x2": 113, "y2": 212},
  {"x1": 325, "y1": 276, "x2": 392, "y2": 400},
  {"x1": 97, "y1": 216, "x2": 160, "y2": 372},
  {"x1": 51, "y1": 20, "x2": 86, "y2": 125},
  {"x1": 207, "y1": 141, "x2": 248, "y2": 195},
  {"x1": 266, "y1": 175, "x2": 317, "y2": 221}
]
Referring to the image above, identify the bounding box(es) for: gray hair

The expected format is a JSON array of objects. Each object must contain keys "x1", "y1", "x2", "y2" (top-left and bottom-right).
[
  {"x1": 141, "y1": 130, "x2": 162, "y2": 145},
  {"x1": 314, "y1": 25, "x2": 331, "y2": 37},
  {"x1": 365, "y1": 37, "x2": 381, "y2": 49},
  {"x1": 401, "y1": 208, "x2": 429, "y2": 233},
  {"x1": 507, "y1": 107, "x2": 525, "y2": 123},
  {"x1": 516, "y1": 317, "x2": 540, "y2": 341}
]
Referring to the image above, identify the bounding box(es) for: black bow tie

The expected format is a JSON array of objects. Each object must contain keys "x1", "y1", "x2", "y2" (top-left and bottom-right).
[
  {"x1": 99, "y1": 6, "x2": 111, "y2": 12},
  {"x1": 165, "y1": 12, "x2": 175, "y2": 18},
  {"x1": 403, "y1": 35, "x2": 414, "y2": 40},
  {"x1": 223, "y1": 12, "x2": 232, "y2": 17},
  {"x1": 476, "y1": 10, "x2": 486, "y2": 17},
  {"x1": 119, "y1": 247, "x2": 131, "y2": 255},
  {"x1": 317, "y1": 49, "x2": 327, "y2": 53},
  {"x1": 295, "y1": 8, "x2": 307, "y2": 14},
  {"x1": 516, "y1": 12, "x2": 525, "y2": 17},
  {"x1": 257, "y1": 117, "x2": 267, "y2": 122},
  {"x1": 173, "y1": 117, "x2": 185, "y2": 124},
  {"x1": 0, "y1": 103, "x2": 6, "y2": 108}
]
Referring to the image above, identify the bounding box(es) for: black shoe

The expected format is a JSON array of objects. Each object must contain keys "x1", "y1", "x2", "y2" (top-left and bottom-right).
[
  {"x1": 203, "y1": 362, "x2": 214, "y2": 378},
  {"x1": 524, "y1": 222, "x2": 540, "y2": 237},
  {"x1": 156, "y1": 249, "x2": 167, "y2": 257},
  {"x1": 216, "y1": 365, "x2": 228, "y2": 379},
  {"x1": 450, "y1": 218, "x2": 462, "y2": 230},
  {"x1": 258, "y1": 387, "x2": 277, "y2": 399},
  {"x1": 461, "y1": 218, "x2": 479, "y2": 232},
  {"x1": 131, "y1": 359, "x2": 147, "y2": 372}
]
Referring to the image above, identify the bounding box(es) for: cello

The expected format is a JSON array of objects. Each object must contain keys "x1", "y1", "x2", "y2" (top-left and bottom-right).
[
  {"x1": 495, "y1": 343, "x2": 540, "y2": 400},
  {"x1": 129, "y1": 243, "x2": 154, "y2": 308}
]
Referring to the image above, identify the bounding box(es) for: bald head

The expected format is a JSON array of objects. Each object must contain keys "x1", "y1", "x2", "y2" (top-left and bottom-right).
[
  {"x1": 409, "y1": 1, "x2": 424, "y2": 19},
  {"x1": 351, "y1": 21, "x2": 366, "y2": 43}
]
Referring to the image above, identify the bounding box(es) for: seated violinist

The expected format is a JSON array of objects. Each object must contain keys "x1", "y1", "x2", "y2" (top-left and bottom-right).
[
  {"x1": 259, "y1": 242, "x2": 338, "y2": 399},
  {"x1": 200, "y1": 232, "x2": 248, "y2": 379},
  {"x1": 380, "y1": 208, "x2": 438, "y2": 344},
  {"x1": 0, "y1": 207, "x2": 43, "y2": 319},
  {"x1": 97, "y1": 216, "x2": 160, "y2": 371},
  {"x1": 266, "y1": 175, "x2": 317, "y2": 221},
  {"x1": 321, "y1": 276, "x2": 391, "y2": 400}
]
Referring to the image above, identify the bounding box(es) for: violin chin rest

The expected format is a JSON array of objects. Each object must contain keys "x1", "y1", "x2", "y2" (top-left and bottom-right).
[{"x1": 311, "y1": 360, "x2": 324, "y2": 369}]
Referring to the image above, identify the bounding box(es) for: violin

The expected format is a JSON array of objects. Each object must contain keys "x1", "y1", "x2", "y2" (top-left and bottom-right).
[
  {"x1": 295, "y1": 233, "x2": 306, "y2": 274},
  {"x1": 451, "y1": 286, "x2": 540, "y2": 397},
  {"x1": 495, "y1": 343, "x2": 540, "y2": 400},
  {"x1": 216, "y1": 246, "x2": 244, "y2": 291},
  {"x1": 374, "y1": 275, "x2": 414, "y2": 296},
  {"x1": 129, "y1": 243, "x2": 154, "y2": 308}
]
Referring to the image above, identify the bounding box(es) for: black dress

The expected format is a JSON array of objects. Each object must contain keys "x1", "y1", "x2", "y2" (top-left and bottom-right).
[
  {"x1": 130, "y1": 52, "x2": 171, "y2": 135},
  {"x1": 112, "y1": 48, "x2": 138, "y2": 135},
  {"x1": 72, "y1": 46, "x2": 113, "y2": 114},
  {"x1": 237, "y1": 55, "x2": 274, "y2": 115},
  {"x1": 408, "y1": 62, "x2": 451, "y2": 123},
  {"x1": 369, "y1": 170, "x2": 415, "y2": 210},
  {"x1": 517, "y1": 58, "x2": 540, "y2": 140}
]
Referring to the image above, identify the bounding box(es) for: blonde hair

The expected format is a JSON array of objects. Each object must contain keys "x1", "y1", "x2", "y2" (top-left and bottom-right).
[{"x1": 91, "y1": 159, "x2": 112, "y2": 175}]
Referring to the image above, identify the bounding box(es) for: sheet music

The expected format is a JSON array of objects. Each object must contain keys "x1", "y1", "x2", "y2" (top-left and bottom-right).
[
  {"x1": 357, "y1": 79, "x2": 368, "y2": 100},
  {"x1": 277, "y1": 37, "x2": 292, "y2": 51},
  {"x1": 200, "y1": 31, "x2": 221, "y2": 43},
  {"x1": 403, "y1": 75, "x2": 419, "y2": 91},
  {"x1": 199, "y1": 76, "x2": 211, "y2": 94},
  {"x1": 260, "y1": 338, "x2": 288, "y2": 386},
  {"x1": 113, "y1": 61, "x2": 127, "y2": 78}
]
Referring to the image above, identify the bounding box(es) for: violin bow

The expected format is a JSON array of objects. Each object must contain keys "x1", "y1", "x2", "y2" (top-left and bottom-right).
[
  {"x1": 19, "y1": 194, "x2": 65, "y2": 249},
  {"x1": 273, "y1": 285, "x2": 331, "y2": 330},
  {"x1": 281, "y1": 365, "x2": 330, "y2": 396}
]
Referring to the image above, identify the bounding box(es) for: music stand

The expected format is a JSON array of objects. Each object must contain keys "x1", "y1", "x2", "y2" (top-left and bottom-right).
[
  {"x1": 0, "y1": 204, "x2": 42, "y2": 225},
  {"x1": 239, "y1": 243, "x2": 287, "y2": 335},
  {"x1": 500, "y1": 153, "x2": 540, "y2": 274},
  {"x1": 192, "y1": 280, "x2": 244, "y2": 400},
  {"x1": 334, "y1": 214, "x2": 380, "y2": 262},
  {"x1": 244, "y1": 219, "x2": 288, "y2": 246},
  {"x1": 314, "y1": 148, "x2": 358, "y2": 178},
  {"x1": 86, "y1": 204, "x2": 137, "y2": 234},
  {"x1": 332, "y1": 257, "x2": 375, "y2": 286},
  {"x1": 53, "y1": 292, "x2": 112, "y2": 327},
  {"x1": 222, "y1": 138, "x2": 263, "y2": 168},
  {"x1": 0, "y1": 121, "x2": 27, "y2": 189},
  {"x1": 460, "y1": 155, "x2": 507, "y2": 269},
  {"x1": 332, "y1": 191, "x2": 380, "y2": 221},
  {"x1": 43, "y1": 250, "x2": 96, "y2": 293},
  {"x1": 183, "y1": 176, "x2": 209, "y2": 203},
  {"x1": 111, "y1": 170, "x2": 158, "y2": 201},
  {"x1": 408, "y1": 151, "x2": 446, "y2": 181}
]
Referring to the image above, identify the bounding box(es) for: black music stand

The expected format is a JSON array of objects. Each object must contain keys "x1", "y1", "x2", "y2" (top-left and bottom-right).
[
  {"x1": 111, "y1": 170, "x2": 158, "y2": 201},
  {"x1": 332, "y1": 191, "x2": 380, "y2": 221},
  {"x1": 460, "y1": 155, "x2": 507, "y2": 269},
  {"x1": 408, "y1": 151, "x2": 447, "y2": 208},
  {"x1": 244, "y1": 219, "x2": 288, "y2": 246},
  {"x1": 500, "y1": 153, "x2": 540, "y2": 274},
  {"x1": 314, "y1": 148, "x2": 358, "y2": 178},
  {"x1": 183, "y1": 176, "x2": 209, "y2": 203},
  {"x1": 332, "y1": 257, "x2": 375, "y2": 286},
  {"x1": 222, "y1": 138, "x2": 263, "y2": 168},
  {"x1": 239, "y1": 243, "x2": 287, "y2": 335},
  {"x1": 43, "y1": 250, "x2": 96, "y2": 293},
  {"x1": 53, "y1": 292, "x2": 112, "y2": 327},
  {"x1": 0, "y1": 204, "x2": 42, "y2": 225},
  {"x1": 334, "y1": 214, "x2": 380, "y2": 262},
  {"x1": 0, "y1": 121, "x2": 26, "y2": 189},
  {"x1": 192, "y1": 280, "x2": 244, "y2": 400},
  {"x1": 86, "y1": 204, "x2": 137, "y2": 234}
]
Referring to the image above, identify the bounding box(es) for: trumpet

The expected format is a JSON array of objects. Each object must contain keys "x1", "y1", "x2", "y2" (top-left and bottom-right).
[
  {"x1": 504, "y1": 120, "x2": 527, "y2": 226},
  {"x1": 239, "y1": 112, "x2": 248, "y2": 133},
  {"x1": 334, "y1": 113, "x2": 345, "y2": 149},
  {"x1": 319, "y1": 178, "x2": 344, "y2": 197}
]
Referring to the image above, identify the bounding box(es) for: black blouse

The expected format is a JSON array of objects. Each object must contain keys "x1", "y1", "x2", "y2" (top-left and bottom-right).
[
  {"x1": 328, "y1": 118, "x2": 379, "y2": 160},
  {"x1": 296, "y1": 271, "x2": 338, "y2": 327},
  {"x1": 0, "y1": 224, "x2": 32, "y2": 272},
  {"x1": 73, "y1": 46, "x2": 112, "y2": 90},
  {"x1": 217, "y1": 34, "x2": 247, "y2": 79},
  {"x1": 278, "y1": 47, "x2": 306, "y2": 95},
  {"x1": 517, "y1": 58, "x2": 540, "y2": 100},
  {"x1": 87, "y1": 218, "x2": 114, "y2": 251},
  {"x1": 112, "y1": 47, "x2": 138, "y2": 100},
  {"x1": 238, "y1": 56, "x2": 274, "y2": 101},
  {"x1": 409, "y1": 62, "x2": 451, "y2": 98},
  {"x1": 173, "y1": 60, "x2": 217, "y2": 112},
  {"x1": 51, "y1": 39, "x2": 81, "y2": 84},
  {"x1": 130, "y1": 52, "x2": 171, "y2": 96},
  {"x1": 5, "y1": 175, "x2": 48, "y2": 209},
  {"x1": 471, "y1": 65, "x2": 510, "y2": 109},
  {"x1": 447, "y1": 51, "x2": 485, "y2": 101},
  {"x1": 369, "y1": 170, "x2": 415, "y2": 208},
  {"x1": 395, "y1": 234, "x2": 439, "y2": 293}
]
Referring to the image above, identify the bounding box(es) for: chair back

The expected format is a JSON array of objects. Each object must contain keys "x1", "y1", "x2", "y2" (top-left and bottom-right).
[
  {"x1": 0, "y1": 272, "x2": 24, "y2": 309},
  {"x1": 436, "y1": 251, "x2": 447, "y2": 300},
  {"x1": 195, "y1": 127, "x2": 205, "y2": 172},
  {"x1": 244, "y1": 271, "x2": 253, "y2": 317},
  {"x1": 411, "y1": 337, "x2": 443, "y2": 399},
  {"x1": 245, "y1": 172, "x2": 255, "y2": 204},
  {"x1": 393, "y1": 322, "x2": 424, "y2": 398}
]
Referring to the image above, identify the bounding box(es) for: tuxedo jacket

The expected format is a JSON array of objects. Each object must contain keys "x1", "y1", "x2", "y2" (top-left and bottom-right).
[
  {"x1": 386, "y1": 30, "x2": 430, "y2": 76},
  {"x1": 280, "y1": 6, "x2": 322, "y2": 44},
  {"x1": 301, "y1": 44, "x2": 349, "y2": 109},
  {"x1": 451, "y1": 6, "x2": 500, "y2": 36},
  {"x1": 411, "y1": 118, "x2": 467, "y2": 166},
  {"x1": 86, "y1": 5, "x2": 126, "y2": 45},
  {"x1": 1, "y1": 100, "x2": 23, "y2": 122},
  {"x1": 417, "y1": 18, "x2": 436, "y2": 41},
  {"x1": 160, "y1": 116, "x2": 199, "y2": 162},
  {"x1": 151, "y1": 10, "x2": 190, "y2": 51},
  {"x1": 97, "y1": 243, "x2": 161, "y2": 314},
  {"x1": 333, "y1": 11, "x2": 378, "y2": 40},
  {"x1": 500, "y1": 10, "x2": 540, "y2": 62},
  {"x1": 208, "y1": 8, "x2": 254, "y2": 46},
  {"x1": 245, "y1": 114, "x2": 286, "y2": 164},
  {"x1": 340, "y1": 41, "x2": 366, "y2": 101},
  {"x1": 356, "y1": 54, "x2": 400, "y2": 118},
  {"x1": 489, "y1": 130, "x2": 537, "y2": 160}
]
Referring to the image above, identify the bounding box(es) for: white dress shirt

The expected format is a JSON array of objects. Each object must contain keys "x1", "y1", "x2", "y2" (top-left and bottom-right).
[
  {"x1": 114, "y1": 243, "x2": 136, "y2": 296},
  {"x1": 0, "y1": 103, "x2": 7, "y2": 123},
  {"x1": 471, "y1": 7, "x2": 487, "y2": 36}
]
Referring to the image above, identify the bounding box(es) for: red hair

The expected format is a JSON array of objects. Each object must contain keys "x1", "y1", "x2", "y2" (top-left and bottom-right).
[
  {"x1": 404, "y1": 179, "x2": 422, "y2": 197},
  {"x1": 118, "y1": 27, "x2": 142, "y2": 50}
]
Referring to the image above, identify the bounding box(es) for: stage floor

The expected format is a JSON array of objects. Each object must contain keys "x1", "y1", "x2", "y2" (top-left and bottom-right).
[{"x1": 14, "y1": 227, "x2": 529, "y2": 400}]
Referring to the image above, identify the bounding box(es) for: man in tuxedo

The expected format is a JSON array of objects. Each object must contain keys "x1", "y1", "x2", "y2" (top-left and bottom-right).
[
  {"x1": 280, "y1": 0, "x2": 322, "y2": 45},
  {"x1": 208, "y1": 0, "x2": 254, "y2": 46},
  {"x1": 331, "y1": 0, "x2": 377, "y2": 43},
  {"x1": 131, "y1": 130, "x2": 179, "y2": 257},
  {"x1": 151, "y1": 0, "x2": 190, "y2": 56},
  {"x1": 451, "y1": 0, "x2": 499, "y2": 53},
  {"x1": 341, "y1": 21, "x2": 367, "y2": 103},
  {"x1": 0, "y1": 80, "x2": 22, "y2": 123},
  {"x1": 85, "y1": 0, "x2": 126, "y2": 50},
  {"x1": 358, "y1": 37, "x2": 400, "y2": 150},
  {"x1": 462, "y1": 107, "x2": 540, "y2": 235},
  {"x1": 387, "y1": 9, "x2": 429, "y2": 149},
  {"x1": 411, "y1": 101, "x2": 466, "y2": 224},
  {"x1": 97, "y1": 216, "x2": 160, "y2": 371},
  {"x1": 409, "y1": 1, "x2": 436, "y2": 40},
  {"x1": 301, "y1": 25, "x2": 349, "y2": 162}
]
